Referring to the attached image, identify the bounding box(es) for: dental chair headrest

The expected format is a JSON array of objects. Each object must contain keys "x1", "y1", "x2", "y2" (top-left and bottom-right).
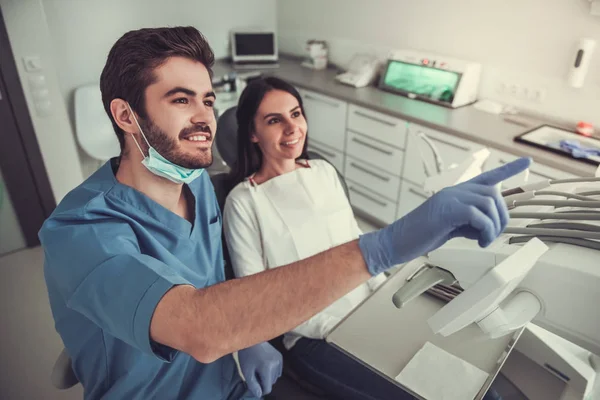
[{"x1": 215, "y1": 106, "x2": 238, "y2": 166}]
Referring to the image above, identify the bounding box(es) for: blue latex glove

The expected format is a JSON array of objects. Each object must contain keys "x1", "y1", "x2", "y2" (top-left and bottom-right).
[
  {"x1": 238, "y1": 342, "x2": 283, "y2": 398},
  {"x1": 359, "y1": 157, "x2": 531, "y2": 275},
  {"x1": 558, "y1": 139, "x2": 600, "y2": 158}
]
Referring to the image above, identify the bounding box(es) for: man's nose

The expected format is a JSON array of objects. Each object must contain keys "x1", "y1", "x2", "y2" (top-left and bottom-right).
[{"x1": 191, "y1": 104, "x2": 216, "y2": 126}]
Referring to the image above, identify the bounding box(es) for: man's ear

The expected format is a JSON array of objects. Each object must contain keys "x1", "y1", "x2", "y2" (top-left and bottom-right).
[{"x1": 110, "y1": 99, "x2": 138, "y2": 134}]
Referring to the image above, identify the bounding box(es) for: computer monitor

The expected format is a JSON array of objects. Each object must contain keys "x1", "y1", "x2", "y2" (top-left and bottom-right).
[{"x1": 231, "y1": 31, "x2": 278, "y2": 64}]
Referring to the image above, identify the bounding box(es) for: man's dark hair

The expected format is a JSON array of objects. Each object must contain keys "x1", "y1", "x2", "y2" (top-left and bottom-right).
[{"x1": 100, "y1": 26, "x2": 215, "y2": 151}]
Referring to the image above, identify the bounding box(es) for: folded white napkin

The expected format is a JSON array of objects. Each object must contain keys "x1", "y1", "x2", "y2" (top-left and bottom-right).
[{"x1": 395, "y1": 342, "x2": 490, "y2": 400}]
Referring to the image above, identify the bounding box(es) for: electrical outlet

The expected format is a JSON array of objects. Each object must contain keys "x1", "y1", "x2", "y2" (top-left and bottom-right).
[{"x1": 496, "y1": 79, "x2": 546, "y2": 104}]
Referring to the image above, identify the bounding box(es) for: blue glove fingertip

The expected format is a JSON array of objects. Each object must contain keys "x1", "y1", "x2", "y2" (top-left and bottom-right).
[
  {"x1": 247, "y1": 380, "x2": 262, "y2": 399},
  {"x1": 469, "y1": 157, "x2": 532, "y2": 186}
]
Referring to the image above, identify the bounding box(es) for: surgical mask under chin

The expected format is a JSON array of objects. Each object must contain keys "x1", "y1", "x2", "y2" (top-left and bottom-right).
[{"x1": 127, "y1": 104, "x2": 204, "y2": 185}]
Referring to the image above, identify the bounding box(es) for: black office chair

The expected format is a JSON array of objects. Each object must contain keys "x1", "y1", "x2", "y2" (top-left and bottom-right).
[{"x1": 212, "y1": 106, "x2": 354, "y2": 400}]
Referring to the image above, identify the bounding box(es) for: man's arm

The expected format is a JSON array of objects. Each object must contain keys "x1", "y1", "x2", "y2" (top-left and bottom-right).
[
  {"x1": 152, "y1": 157, "x2": 532, "y2": 363},
  {"x1": 151, "y1": 239, "x2": 369, "y2": 363}
]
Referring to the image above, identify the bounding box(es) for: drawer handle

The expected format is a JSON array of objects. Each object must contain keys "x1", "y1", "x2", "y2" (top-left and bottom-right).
[
  {"x1": 304, "y1": 93, "x2": 340, "y2": 108},
  {"x1": 354, "y1": 111, "x2": 397, "y2": 127},
  {"x1": 349, "y1": 186, "x2": 388, "y2": 207},
  {"x1": 308, "y1": 144, "x2": 336, "y2": 158},
  {"x1": 419, "y1": 132, "x2": 470, "y2": 152},
  {"x1": 351, "y1": 138, "x2": 393, "y2": 156},
  {"x1": 408, "y1": 187, "x2": 428, "y2": 199},
  {"x1": 350, "y1": 162, "x2": 390, "y2": 182}
]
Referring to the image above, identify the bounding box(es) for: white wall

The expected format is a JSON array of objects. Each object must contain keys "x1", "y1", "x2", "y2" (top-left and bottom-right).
[
  {"x1": 278, "y1": 0, "x2": 600, "y2": 126},
  {"x1": 38, "y1": 0, "x2": 276, "y2": 177},
  {"x1": 43, "y1": 0, "x2": 277, "y2": 108},
  {"x1": 0, "y1": 0, "x2": 84, "y2": 204}
]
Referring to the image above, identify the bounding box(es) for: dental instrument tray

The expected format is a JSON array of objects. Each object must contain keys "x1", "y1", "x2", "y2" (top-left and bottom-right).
[{"x1": 514, "y1": 124, "x2": 600, "y2": 166}]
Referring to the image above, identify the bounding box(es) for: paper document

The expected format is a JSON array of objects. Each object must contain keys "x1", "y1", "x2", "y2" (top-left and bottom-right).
[{"x1": 395, "y1": 341, "x2": 489, "y2": 400}]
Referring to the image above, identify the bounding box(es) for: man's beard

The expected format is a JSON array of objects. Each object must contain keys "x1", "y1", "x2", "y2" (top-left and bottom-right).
[{"x1": 138, "y1": 117, "x2": 213, "y2": 169}]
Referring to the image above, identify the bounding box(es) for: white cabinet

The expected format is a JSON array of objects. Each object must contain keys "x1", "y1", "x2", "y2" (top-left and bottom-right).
[
  {"x1": 345, "y1": 156, "x2": 401, "y2": 201},
  {"x1": 347, "y1": 104, "x2": 408, "y2": 150},
  {"x1": 396, "y1": 180, "x2": 429, "y2": 219},
  {"x1": 295, "y1": 85, "x2": 582, "y2": 228},
  {"x1": 307, "y1": 141, "x2": 345, "y2": 174},
  {"x1": 403, "y1": 124, "x2": 485, "y2": 186},
  {"x1": 346, "y1": 179, "x2": 398, "y2": 225},
  {"x1": 299, "y1": 89, "x2": 348, "y2": 151},
  {"x1": 343, "y1": 104, "x2": 407, "y2": 223},
  {"x1": 346, "y1": 130, "x2": 405, "y2": 176}
]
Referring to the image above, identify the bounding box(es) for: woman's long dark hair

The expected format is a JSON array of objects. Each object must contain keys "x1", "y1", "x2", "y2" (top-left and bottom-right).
[{"x1": 227, "y1": 77, "x2": 309, "y2": 191}]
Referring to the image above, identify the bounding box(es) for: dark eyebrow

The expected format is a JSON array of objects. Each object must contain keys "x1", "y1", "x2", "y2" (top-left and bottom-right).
[
  {"x1": 263, "y1": 106, "x2": 301, "y2": 120},
  {"x1": 163, "y1": 87, "x2": 196, "y2": 98}
]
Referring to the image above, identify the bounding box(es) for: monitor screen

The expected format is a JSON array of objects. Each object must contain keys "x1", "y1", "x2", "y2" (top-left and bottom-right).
[
  {"x1": 234, "y1": 33, "x2": 275, "y2": 56},
  {"x1": 380, "y1": 60, "x2": 461, "y2": 105}
]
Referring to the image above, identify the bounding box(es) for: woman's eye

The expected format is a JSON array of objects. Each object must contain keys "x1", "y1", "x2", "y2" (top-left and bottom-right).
[
  {"x1": 292, "y1": 111, "x2": 301, "y2": 118},
  {"x1": 268, "y1": 118, "x2": 279, "y2": 125},
  {"x1": 173, "y1": 98, "x2": 188, "y2": 104}
]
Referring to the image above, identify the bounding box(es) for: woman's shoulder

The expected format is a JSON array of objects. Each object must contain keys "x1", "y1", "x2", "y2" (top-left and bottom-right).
[
  {"x1": 225, "y1": 180, "x2": 253, "y2": 207},
  {"x1": 307, "y1": 158, "x2": 340, "y2": 181},
  {"x1": 308, "y1": 158, "x2": 336, "y2": 173}
]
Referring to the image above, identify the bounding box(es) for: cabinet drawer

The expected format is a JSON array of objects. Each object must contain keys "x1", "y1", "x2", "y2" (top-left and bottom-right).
[
  {"x1": 347, "y1": 104, "x2": 408, "y2": 149},
  {"x1": 403, "y1": 125, "x2": 484, "y2": 186},
  {"x1": 485, "y1": 149, "x2": 580, "y2": 190},
  {"x1": 397, "y1": 180, "x2": 429, "y2": 219},
  {"x1": 346, "y1": 130, "x2": 404, "y2": 176},
  {"x1": 307, "y1": 141, "x2": 345, "y2": 174},
  {"x1": 345, "y1": 156, "x2": 401, "y2": 201},
  {"x1": 300, "y1": 89, "x2": 348, "y2": 151},
  {"x1": 346, "y1": 179, "x2": 397, "y2": 225}
]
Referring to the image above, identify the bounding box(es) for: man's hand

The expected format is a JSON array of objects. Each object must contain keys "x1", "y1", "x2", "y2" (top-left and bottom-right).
[
  {"x1": 359, "y1": 157, "x2": 532, "y2": 275},
  {"x1": 238, "y1": 342, "x2": 283, "y2": 398}
]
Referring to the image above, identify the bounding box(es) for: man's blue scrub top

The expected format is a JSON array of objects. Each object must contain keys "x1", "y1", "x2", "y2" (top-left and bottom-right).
[{"x1": 39, "y1": 159, "x2": 256, "y2": 400}]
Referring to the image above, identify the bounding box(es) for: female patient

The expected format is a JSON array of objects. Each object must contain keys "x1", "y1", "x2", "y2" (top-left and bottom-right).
[{"x1": 223, "y1": 77, "x2": 409, "y2": 400}]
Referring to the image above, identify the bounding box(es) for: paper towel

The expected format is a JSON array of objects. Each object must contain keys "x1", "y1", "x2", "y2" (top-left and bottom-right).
[{"x1": 395, "y1": 341, "x2": 490, "y2": 400}]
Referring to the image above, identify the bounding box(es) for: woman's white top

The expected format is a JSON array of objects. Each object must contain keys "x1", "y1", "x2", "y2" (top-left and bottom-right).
[{"x1": 223, "y1": 159, "x2": 386, "y2": 350}]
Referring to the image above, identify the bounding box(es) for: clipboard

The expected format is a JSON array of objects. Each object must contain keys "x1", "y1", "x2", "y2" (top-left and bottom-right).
[{"x1": 514, "y1": 124, "x2": 600, "y2": 166}]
